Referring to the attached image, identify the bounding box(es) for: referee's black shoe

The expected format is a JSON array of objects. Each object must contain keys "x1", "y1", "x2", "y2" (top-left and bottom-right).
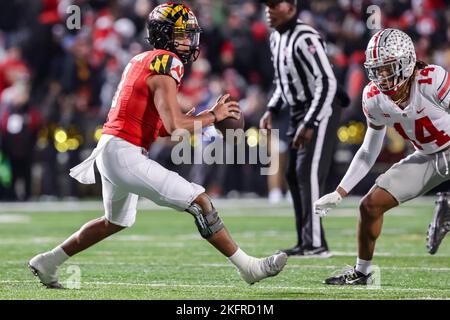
[
  {"x1": 281, "y1": 245, "x2": 332, "y2": 258},
  {"x1": 280, "y1": 245, "x2": 303, "y2": 256}
]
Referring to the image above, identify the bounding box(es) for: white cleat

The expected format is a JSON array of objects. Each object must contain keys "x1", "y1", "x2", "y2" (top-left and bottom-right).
[
  {"x1": 28, "y1": 253, "x2": 64, "y2": 289},
  {"x1": 238, "y1": 251, "x2": 288, "y2": 285}
]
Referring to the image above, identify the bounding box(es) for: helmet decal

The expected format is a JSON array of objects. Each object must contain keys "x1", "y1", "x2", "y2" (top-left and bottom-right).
[{"x1": 146, "y1": 3, "x2": 202, "y2": 65}]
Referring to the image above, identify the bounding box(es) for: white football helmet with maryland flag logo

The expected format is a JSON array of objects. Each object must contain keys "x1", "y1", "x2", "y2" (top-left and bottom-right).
[{"x1": 364, "y1": 28, "x2": 416, "y2": 95}]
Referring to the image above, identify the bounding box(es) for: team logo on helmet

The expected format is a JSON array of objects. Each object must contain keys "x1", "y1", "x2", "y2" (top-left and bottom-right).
[
  {"x1": 146, "y1": 3, "x2": 202, "y2": 65},
  {"x1": 364, "y1": 28, "x2": 416, "y2": 95}
]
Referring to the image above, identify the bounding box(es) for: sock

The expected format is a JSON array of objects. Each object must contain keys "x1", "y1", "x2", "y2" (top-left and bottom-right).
[
  {"x1": 355, "y1": 257, "x2": 371, "y2": 275},
  {"x1": 49, "y1": 246, "x2": 70, "y2": 266},
  {"x1": 228, "y1": 248, "x2": 253, "y2": 270}
]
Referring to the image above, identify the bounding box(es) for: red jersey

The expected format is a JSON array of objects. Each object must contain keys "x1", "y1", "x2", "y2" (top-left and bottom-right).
[{"x1": 103, "y1": 49, "x2": 184, "y2": 149}]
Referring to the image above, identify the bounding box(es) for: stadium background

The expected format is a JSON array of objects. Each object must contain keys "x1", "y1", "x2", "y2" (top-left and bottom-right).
[
  {"x1": 0, "y1": 0, "x2": 449, "y2": 201},
  {"x1": 0, "y1": 0, "x2": 449, "y2": 301}
]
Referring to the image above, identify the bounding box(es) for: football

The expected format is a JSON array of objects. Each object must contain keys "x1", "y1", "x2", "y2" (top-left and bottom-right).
[{"x1": 214, "y1": 112, "x2": 245, "y2": 138}]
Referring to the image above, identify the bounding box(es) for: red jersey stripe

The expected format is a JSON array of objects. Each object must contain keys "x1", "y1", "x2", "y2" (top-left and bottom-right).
[{"x1": 438, "y1": 73, "x2": 450, "y2": 101}]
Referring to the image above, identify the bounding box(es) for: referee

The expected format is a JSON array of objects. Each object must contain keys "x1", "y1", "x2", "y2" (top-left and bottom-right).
[{"x1": 260, "y1": 0, "x2": 346, "y2": 257}]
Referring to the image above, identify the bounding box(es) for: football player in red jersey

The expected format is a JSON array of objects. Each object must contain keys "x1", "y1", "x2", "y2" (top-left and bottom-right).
[
  {"x1": 28, "y1": 3, "x2": 287, "y2": 289},
  {"x1": 314, "y1": 29, "x2": 450, "y2": 285}
]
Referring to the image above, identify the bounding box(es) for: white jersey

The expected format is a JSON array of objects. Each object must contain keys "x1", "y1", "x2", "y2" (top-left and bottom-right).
[{"x1": 362, "y1": 64, "x2": 450, "y2": 154}]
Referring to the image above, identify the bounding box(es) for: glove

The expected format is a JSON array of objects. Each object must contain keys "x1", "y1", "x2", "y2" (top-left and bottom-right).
[{"x1": 314, "y1": 191, "x2": 343, "y2": 217}]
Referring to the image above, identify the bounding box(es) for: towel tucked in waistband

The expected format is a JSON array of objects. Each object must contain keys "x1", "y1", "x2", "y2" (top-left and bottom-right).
[{"x1": 69, "y1": 134, "x2": 114, "y2": 184}]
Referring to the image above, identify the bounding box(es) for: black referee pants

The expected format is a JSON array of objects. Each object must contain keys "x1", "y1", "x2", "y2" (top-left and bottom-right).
[{"x1": 286, "y1": 107, "x2": 341, "y2": 250}]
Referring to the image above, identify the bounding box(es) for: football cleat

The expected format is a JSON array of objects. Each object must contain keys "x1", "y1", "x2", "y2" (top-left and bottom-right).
[
  {"x1": 28, "y1": 253, "x2": 64, "y2": 289},
  {"x1": 238, "y1": 251, "x2": 288, "y2": 285},
  {"x1": 324, "y1": 266, "x2": 373, "y2": 285},
  {"x1": 280, "y1": 245, "x2": 303, "y2": 256},
  {"x1": 301, "y1": 247, "x2": 333, "y2": 258},
  {"x1": 281, "y1": 245, "x2": 332, "y2": 258},
  {"x1": 427, "y1": 192, "x2": 450, "y2": 255}
]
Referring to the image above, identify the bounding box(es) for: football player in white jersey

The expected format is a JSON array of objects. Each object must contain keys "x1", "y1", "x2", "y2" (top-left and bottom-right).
[{"x1": 313, "y1": 28, "x2": 450, "y2": 285}]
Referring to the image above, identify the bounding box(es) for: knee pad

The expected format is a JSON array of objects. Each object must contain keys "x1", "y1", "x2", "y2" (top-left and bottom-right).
[{"x1": 186, "y1": 203, "x2": 224, "y2": 239}]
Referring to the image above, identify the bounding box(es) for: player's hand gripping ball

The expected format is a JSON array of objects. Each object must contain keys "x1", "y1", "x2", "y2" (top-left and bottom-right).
[{"x1": 213, "y1": 94, "x2": 245, "y2": 138}]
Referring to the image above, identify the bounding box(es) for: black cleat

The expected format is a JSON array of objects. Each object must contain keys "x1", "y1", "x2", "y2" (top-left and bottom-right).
[
  {"x1": 281, "y1": 245, "x2": 332, "y2": 258},
  {"x1": 427, "y1": 192, "x2": 450, "y2": 255},
  {"x1": 301, "y1": 247, "x2": 332, "y2": 258},
  {"x1": 324, "y1": 266, "x2": 373, "y2": 285},
  {"x1": 280, "y1": 245, "x2": 303, "y2": 256}
]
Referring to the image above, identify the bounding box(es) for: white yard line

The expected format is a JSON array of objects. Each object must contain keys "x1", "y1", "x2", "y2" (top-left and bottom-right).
[
  {"x1": 0, "y1": 196, "x2": 437, "y2": 214},
  {"x1": 0, "y1": 279, "x2": 448, "y2": 294},
  {"x1": 0, "y1": 214, "x2": 30, "y2": 223},
  {"x1": 3, "y1": 260, "x2": 449, "y2": 272},
  {"x1": 0, "y1": 208, "x2": 430, "y2": 218}
]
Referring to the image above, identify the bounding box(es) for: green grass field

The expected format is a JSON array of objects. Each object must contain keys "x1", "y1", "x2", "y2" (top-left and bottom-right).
[{"x1": 0, "y1": 198, "x2": 449, "y2": 300}]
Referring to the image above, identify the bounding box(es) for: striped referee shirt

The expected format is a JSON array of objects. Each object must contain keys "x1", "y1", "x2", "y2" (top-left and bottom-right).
[{"x1": 268, "y1": 19, "x2": 337, "y2": 128}]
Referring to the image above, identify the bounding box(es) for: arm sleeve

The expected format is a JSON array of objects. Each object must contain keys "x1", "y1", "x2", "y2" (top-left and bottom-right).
[
  {"x1": 296, "y1": 35, "x2": 337, "y2": 127},
  {"x1": 338, "y1": 125, "x2": 386, "y2": 193}
]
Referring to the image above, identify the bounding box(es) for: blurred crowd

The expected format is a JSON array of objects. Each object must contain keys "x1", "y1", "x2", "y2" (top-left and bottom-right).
[{"x1": 0, "y1": 0, "x2": 449, "y2": 201}]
